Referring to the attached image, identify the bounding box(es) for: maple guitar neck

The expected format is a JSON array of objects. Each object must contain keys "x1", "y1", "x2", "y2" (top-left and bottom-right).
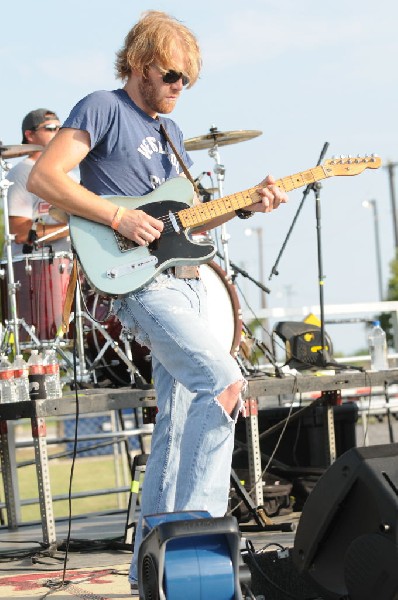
[{"x1": 177, "y1": 155, "x2": 382, "y2": 229}]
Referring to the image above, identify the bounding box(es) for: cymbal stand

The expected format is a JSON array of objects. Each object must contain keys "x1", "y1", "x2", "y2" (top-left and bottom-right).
[
  {"x1": 52, "y1": 272, "x2": 144, "y2": 387},
  {"x1": 74, "y1": 285, "x2": 144, "y2": 386},
  {"x1": 208, "y1": 132, "x2": 233, "y2": 279},
  {"x1": 0, "y1": 157, "x2": 42, "y2": 355},
  {"x1": 34, "y1": 228, "x2": 143, "y2": 387}
]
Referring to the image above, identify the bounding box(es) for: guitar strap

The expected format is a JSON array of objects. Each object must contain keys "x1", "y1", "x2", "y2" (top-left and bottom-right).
[
  {"x1": 160, "y1": 123, "x2": 201, "y2": 280},
  {"x1": 159, "y1": 123, "x2": 200, "y2": 196}
]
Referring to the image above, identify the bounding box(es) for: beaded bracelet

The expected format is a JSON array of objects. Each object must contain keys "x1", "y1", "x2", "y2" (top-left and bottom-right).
[{"x1": 111, "y1": 206, "x2": 126, "y2": 231}]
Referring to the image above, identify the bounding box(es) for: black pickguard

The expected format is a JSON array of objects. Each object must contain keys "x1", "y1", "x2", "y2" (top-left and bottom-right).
[{"x1": 114, "y1": 200, "x2": 215, "y2": 267}]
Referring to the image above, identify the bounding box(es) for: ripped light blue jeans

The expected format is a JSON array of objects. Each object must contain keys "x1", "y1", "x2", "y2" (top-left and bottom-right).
[{"x1": 113, "y1": 272, "x2": 245, "y2": 584}]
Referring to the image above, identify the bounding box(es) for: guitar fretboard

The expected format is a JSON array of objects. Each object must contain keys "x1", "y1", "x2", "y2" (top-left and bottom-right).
[{"x1": 178, "y1": 165, "x2": 329, "y2": 229}]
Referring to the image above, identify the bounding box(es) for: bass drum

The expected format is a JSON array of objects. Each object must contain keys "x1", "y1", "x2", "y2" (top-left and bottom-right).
[
  {"x1": 84, "y1": 261, "x2": 242, "y2": 387},
  {"x1": 199, "y1": 261, "x2": 242, "y2": 356}
]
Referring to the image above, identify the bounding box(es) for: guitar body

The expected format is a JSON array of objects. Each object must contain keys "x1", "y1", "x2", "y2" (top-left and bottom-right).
[
  {"x1": 70, "y1": 178, "x2": 215, "y2": 296},
  {"x1": 69, "y1": 155, "x2": 381, "y2": 296}
]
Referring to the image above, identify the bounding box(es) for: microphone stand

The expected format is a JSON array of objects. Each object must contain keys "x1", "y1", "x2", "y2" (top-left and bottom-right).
[
  {"x1": 269, "y1": 142, "x2": 329, "y2": 280},
  {"x1": 267, "y1": 143, "x2": 361, "y2": 371},
  {"x1": 217, "y1": 250, "x2": 271, "y2": 295},
  {"x1": 312, "y1": 182, "x2": 361, "y2": 371},
  {"x1": 313, "y1": 180, "x2": 329, "y2": 366}
]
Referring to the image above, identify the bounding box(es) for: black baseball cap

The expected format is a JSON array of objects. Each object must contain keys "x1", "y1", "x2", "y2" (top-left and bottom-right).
[{"x1": 21, "y1": 108, "x2": 59, "y2": 143}]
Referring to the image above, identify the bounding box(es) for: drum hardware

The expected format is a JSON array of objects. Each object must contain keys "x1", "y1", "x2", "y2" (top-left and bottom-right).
[
  {"x1": 0, "y1": 143, "x2": 43, "y2": 159},
  {"x1": 60, "y1": 276, "x2": 149, "y2": 388},
  {"x1": 0, "y1": 152, "x2": 147, "y2": 388},
  {"x1": 48, "y1": 206, "x2": 69, "y2": 224},
  {"x1": 185, "y1": 126, "x2": 263, "y2": 280},
  {"x1": 0, "y1": 154, "x2": 40, "y2": 355},
  {"x1": 82, "y1": 289, "x2": 153, "y2": 388}
]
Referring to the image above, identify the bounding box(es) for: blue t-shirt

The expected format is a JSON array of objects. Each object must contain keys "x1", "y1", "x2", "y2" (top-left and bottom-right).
[{"x1": 63, "y1": 89, "x2": 193, "y2": 197}]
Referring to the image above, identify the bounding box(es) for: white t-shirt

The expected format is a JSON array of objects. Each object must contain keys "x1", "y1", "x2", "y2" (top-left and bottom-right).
[{"x1": 5, "y1": 157, "x2": 71, "y2": 256}]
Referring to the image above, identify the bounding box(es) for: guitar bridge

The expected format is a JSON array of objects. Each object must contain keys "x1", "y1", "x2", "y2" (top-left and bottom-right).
[{"x1": 113, "y1": 230, "x2": 137, "y2": 252}]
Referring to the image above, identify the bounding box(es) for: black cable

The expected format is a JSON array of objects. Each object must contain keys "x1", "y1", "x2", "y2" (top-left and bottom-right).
[
  {"x1": 244, "y1": 538, "x2": 302, "y2": 600},
  {"x1": 0, "y1": 536, "x2": 128, "y2": 563},
  {"x1": 61, "y1": 292, "x2": 80, "y2": 585},
  {"x1": 40, "y1": 566, "x2": 127, "y2": 599},
  {"x1": 241, "y1": 582, "x2": 257, "y2": 600}
]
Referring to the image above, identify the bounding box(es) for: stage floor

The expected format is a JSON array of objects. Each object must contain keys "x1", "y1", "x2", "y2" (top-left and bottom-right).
[
  {"x1": 0, "y1": 510, "x2": 301, "y2": 599},
  {"x1": 1, "y1": 419, "x2": 397, "y2": 599}
]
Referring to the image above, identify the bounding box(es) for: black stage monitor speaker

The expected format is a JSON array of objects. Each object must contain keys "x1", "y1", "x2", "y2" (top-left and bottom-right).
[{"x1": 292, "y1": 443, "x2": 398, "y2": 600}]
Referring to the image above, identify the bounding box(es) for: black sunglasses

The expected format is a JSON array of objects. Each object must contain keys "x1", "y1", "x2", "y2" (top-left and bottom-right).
[
  {"x1": 162, "y1": 70, "x2": 190, "y2": 87},
  {"x1": 154, "y1": 65, "x2": 190, "y2": 87}
]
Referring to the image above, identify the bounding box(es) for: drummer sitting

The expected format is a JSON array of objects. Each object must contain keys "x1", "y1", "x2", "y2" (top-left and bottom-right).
[{"x1": 5, "y1": 108, "x2": 72, "y2": 256}]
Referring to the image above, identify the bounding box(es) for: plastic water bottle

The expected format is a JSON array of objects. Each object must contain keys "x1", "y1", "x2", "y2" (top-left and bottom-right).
[
  {"x1": 368, "y1": 320, "x2": 388, "y2": 370},
  {"x1": 13, "y1": 355, "x2": 30, "y2": 402},
  {"x1": 27, "y1": 350, "x2": 46, "y2": 400},
  {"x1": 0, "y1": 354, "x2": 17, "y2": 403},
  {"x1": 43, "y1": 349, "x2": 62, "y2": 399}
]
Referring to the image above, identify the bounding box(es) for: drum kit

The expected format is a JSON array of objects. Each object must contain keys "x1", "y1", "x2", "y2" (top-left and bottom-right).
[
  {"x1": 0, "y1": 126, "x2": 263, "y2": 389},
  {"x1": 185, "y1": 126, "x2": 262, "y2": 280}
]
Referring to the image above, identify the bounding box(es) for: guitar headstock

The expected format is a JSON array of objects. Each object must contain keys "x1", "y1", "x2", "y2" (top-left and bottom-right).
[{"x1": 324, "y1": 154, "x2": 381, "y2": 176}]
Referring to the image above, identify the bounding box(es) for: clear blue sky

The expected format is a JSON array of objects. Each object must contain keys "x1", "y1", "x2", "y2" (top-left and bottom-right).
[{"x1": 1, "y1": 0, "x2": 398, "y2": 355}]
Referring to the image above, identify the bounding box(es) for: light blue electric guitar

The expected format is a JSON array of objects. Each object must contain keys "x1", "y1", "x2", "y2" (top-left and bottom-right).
[{"x1": 69, "y1": 155, "x2": 381, "y2": 296}]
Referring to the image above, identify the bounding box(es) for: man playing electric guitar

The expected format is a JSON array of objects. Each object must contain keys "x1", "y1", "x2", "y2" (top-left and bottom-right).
[{"x1": 28, "y1": 10, "x2": 288, "y2": 595}]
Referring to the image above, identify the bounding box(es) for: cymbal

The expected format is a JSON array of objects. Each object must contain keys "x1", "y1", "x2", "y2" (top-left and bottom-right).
[
  {"x1": 0, "y1": 144, "x2": 43, "y2": 158},
  {"x1": 184, "y1": 128, "x2": 262, "y2": 151},
  {"x1": 199, "y1": 187, "x2": 218, "y2": 195},
  {"x1": 49, "y1": 206, "x2": 69, "y2": 224}
]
